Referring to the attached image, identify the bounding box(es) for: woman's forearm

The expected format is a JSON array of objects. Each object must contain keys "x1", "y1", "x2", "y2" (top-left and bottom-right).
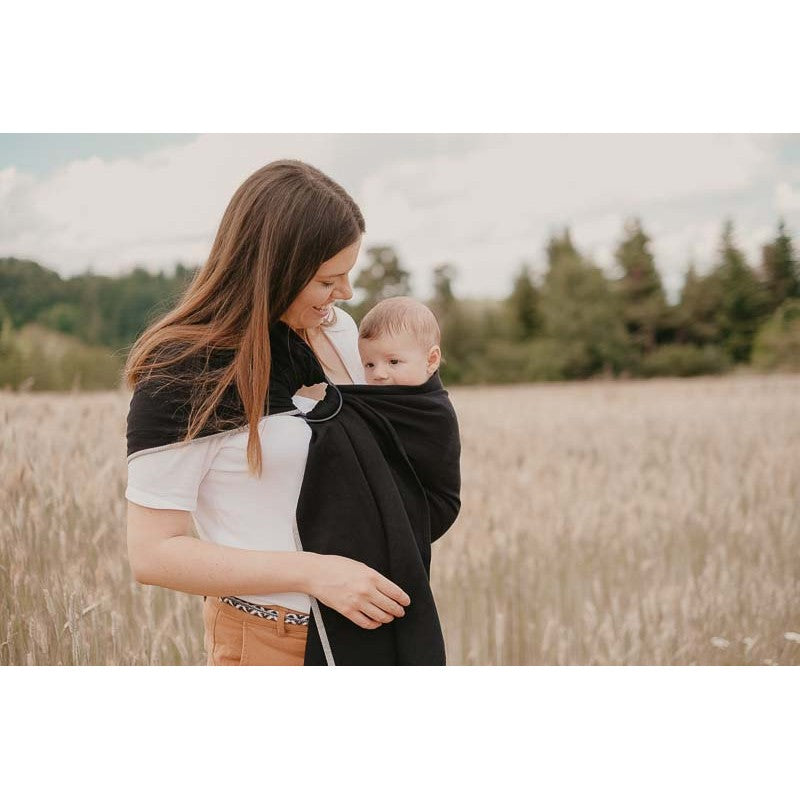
[{"x1": 133, "y1": 534, "x2": 322, "y2": 598}]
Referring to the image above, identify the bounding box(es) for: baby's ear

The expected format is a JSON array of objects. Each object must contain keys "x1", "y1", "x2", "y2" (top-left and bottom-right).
[{"x1": 427, "y1": 345, "x2": 442, "y2": 374}]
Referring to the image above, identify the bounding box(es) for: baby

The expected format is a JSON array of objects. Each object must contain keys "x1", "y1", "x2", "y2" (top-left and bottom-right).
[
  {"x1": 358, "y1": 296, "x2": 443, "y2": 386},
  {"x1": 356, "y1": 295, "x2": 460, "y2": 549}
]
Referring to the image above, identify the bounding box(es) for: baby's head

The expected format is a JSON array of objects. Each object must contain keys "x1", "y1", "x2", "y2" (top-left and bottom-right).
[{"x1": 358, "y1": 297, "x2": 442, "y2": 386}]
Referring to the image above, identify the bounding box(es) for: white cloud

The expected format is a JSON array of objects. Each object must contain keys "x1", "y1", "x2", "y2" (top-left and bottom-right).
[
  {"x1": 0, "y1": 134, "x2": 344, "y2": 273},
  {"x1": 358, "y1": 133, "x2": 794, "y2": 301},
  {"x1": 0, "y1": 133, "x2": 796, "y2": 306},
  {"x1": 775, "y1": 181, "x2": 800, "y2": 214}
]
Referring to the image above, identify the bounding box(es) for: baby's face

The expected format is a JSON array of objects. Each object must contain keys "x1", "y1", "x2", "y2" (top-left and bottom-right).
[{"x1": 359, "y1": 330, "x2": 434, "y2": 386}]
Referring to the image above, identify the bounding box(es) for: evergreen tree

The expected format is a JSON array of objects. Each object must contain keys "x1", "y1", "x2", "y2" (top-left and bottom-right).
[
  {"x1": 350, "y1": 246, "x2": 412, "y2": 322},
  {"x1": 430, "y1": 262, "x2": 464, "y2": 380},
  {"x1": 760, "y1": 219, "x2": 799, "y2": 313},
  {"x1": 431, "y1": 262, "x2": 457, "y2": 315},
  {"x1": 614, "y1": 218, "x2": 668, "y2": 354},
  {"x1": 428, "y1": 262, "x2": 490, "y2": 383},
  {"x1": 712, "y1": 219, "x2": 771, "y2": 363},
  {"x1": 675, "y1": 260, "x2": 723, "y2": 346},
  {"x1": 752, "y1": 297, "x2": 800, "y2": 371},
  {"x1": 546, "y1": 227, "x2": 581, "y2": 268},
  {"x1": 505, "y1": 261, "x2": 542, "y2": 340},
  {"x1": 540, "y1": 228, "x2": 633, "y2": 377}
]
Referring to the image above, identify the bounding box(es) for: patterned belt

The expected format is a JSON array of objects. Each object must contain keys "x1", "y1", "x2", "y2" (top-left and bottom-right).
[{"x1": 220, "y1": 595, "x2": 311, "y2": 625}]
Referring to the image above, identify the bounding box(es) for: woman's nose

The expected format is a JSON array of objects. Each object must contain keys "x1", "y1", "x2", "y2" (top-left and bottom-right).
[{"x1": 334, "y1": 277, "x2": 353, "y2": 301}]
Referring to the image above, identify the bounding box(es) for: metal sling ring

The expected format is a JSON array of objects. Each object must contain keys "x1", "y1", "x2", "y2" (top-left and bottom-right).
[
  {"x1": 283, "y1": 324, "x2": 343, "y2": 423},
  {"x1": 302, "y1": 381, "x2": 343, "y2": 423}
]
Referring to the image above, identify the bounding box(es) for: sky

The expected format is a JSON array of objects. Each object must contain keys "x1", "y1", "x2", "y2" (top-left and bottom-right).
[{"x1": 1, "y1": 132, "x2": 798, "y2": 305}]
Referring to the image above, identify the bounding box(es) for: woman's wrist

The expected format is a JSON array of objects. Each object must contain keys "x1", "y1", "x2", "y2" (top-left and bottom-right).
[{"x1": 291, "y1": 550, "x2": 324, "y2": 595}]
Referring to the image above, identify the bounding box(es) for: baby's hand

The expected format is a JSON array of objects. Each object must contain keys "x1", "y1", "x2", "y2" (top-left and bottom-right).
[{"x1": 295, "y1": 383, "x2": 327, "y2": 401}]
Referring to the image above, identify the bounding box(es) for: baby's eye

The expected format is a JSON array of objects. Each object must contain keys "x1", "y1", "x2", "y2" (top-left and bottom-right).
[
  {"x1": 364, "y1": 362, "x2": 374, "y2": 369},
  {"x1": 389, "y1": 359, "x2": 401, "y2": 365}
]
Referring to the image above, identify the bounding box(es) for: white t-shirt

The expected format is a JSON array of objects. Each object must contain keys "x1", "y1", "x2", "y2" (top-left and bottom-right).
[{"x1": 125, "y1": 306, "x2": 365, "y2": 613}]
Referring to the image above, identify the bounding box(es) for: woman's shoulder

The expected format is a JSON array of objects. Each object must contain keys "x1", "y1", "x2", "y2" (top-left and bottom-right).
[{"x1": 324, "y1": 305, "x2": 365, "y2": 383}]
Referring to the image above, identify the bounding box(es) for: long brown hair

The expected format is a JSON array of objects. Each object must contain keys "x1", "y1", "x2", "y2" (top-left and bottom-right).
[{"x1": 124, "y1": 159, "x2": 365, "y2": 477}]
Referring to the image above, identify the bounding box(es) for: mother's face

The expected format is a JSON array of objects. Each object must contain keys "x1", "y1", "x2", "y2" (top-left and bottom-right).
[{"x1": 280, "y1": 238, "x2": 360, "y2": 331}]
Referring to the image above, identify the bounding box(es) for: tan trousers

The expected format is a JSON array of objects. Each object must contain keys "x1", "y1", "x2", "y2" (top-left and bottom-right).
[{"x1": 203, "y1": 596, "x2": 309, "y2": 666}]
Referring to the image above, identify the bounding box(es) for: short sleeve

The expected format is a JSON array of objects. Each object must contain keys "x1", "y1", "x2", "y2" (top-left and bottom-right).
[
  {"x1": 292, "y1": 394, "x2": 319, "y2": 413},
  {"x1": 125, "y1": 435, "x2": 223, "y2": 512}
]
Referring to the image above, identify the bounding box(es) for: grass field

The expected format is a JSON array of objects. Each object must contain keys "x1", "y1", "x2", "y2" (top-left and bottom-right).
[{"x1": 1, "y1": 373, "x2": 798, "y2": 665}]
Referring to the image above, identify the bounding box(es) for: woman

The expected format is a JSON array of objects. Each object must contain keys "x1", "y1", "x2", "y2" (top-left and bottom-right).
[{"x1": 124, "y1": 159, "x2": 411, "y2": 666}]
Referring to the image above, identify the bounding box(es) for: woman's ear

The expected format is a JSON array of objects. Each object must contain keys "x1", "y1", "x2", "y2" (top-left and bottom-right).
[{"x1": 427, "y1": 345, "x2": 442, "y2": 374}]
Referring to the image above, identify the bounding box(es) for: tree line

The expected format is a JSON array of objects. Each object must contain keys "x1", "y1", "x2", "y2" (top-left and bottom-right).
[
  {"x1": 0, "y1": 217, "x2": 798, "y2": 390},
  {"x1": 343, "y1": 217, "x2": 800, "y2": 383}
]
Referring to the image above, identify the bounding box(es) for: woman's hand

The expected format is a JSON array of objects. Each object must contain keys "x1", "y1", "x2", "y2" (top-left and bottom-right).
[{"x1": 302, "y1": 553, "x2": 411, "y2": 629}]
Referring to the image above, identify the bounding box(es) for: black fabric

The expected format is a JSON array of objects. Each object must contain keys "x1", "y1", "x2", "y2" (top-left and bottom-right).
[
  {"x1": 126, "y1": 320, "x2": 461, "y2": 666},
  {"x1": 126, "y1": 323, "x2": 325, "y2": 457},
  {"x1": 298, "y1": 370, "x2": 460, "y2": 665}
]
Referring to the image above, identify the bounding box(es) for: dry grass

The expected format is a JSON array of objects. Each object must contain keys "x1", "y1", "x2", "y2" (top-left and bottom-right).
[{"x1": 1, "y1": 374, "x2": 798, "y2": 665}]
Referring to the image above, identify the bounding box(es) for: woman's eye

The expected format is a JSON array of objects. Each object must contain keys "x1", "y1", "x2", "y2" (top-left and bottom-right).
[{"x1": 320, "y1": 281, "x2": 334, "y2": 288}]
